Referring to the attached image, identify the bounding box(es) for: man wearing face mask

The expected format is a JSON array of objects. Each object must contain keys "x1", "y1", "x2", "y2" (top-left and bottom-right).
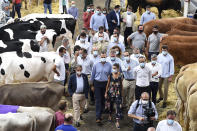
[
  {"x1": 36, "y1": 24, "x2": 50, "y2": 52},
  {"x1": 68, "y1": 65, "x2": 90, "y2": 127},
  {"x1": 53, "y1": 47, "x2": 66, "y2": 85},
  {"x1": 76, "y1": 28, "x2": 93, "y2": 45},
  {"x1": 110, "y1": 27, "x2": 124, "y2": 45},
  {"x1": 75, "y1": 32, "x2": 92, "y2": 54},
  {"x1": 83, "y1": 5, "x2": 94, "y2": 30},
  {"x1": 84, "y1": 0, "x2": 93, "y2": 12},
  {"x1": 128, "y1": 92, "x2": 158, "y2": 131},
  {"x1": 121, "y1": 52, "x2": 138, "y2": 109},
  {"x1": 130, "y1": 48, "x2": 144, "y2": 64},
  {"x1": 127, "y1": 25, "x2": 147, "y2": 54},
  {"x1": 147, "y1": 25, "x2": 165, "y2": 61},
  {"x1": 2, "y1": 0, "x2": 11, "y2": 22},
  {"x1": 122, "y1": 6, "x2": 137, "y2": 47},
  {"x1": 147, "y1": 54, "x2": 162, "y2": 104},
  {"x1": 90, "y1": 51, "x2": 112, "y2": 124},
  {"x1": 93, "y1": 26, "x2": 110, "y2": 43},
  {"x1": 134, "y1": 56, "x2": 151, "y2": 100},
  {"x1": 140, "y1": 5, "x2": 156, "y2": 25},
  {"x1": 108, "y1": 5, "x2": 122, "y2": 36},
  {"x1": 157, "y1": 45, "x2": 174, "y2": 108},
  {"x1": 68, "y1": 1, "x2": 78, "y2": 20},
  {"x1": 156, "y1": 110, "x2": 182, "y2": 131},
  {"x1": 106, "y1": 49, "x2": 122, "y2": 68},
  {"x1": 107, "y1": 32, "x2": 125, "y2": 56},
  {"x1": 90, "y1": 6, "x2": 109, "y2": 35},
  {"x1": 89, "y1": 47, "x2": 100, "y2": 65}
]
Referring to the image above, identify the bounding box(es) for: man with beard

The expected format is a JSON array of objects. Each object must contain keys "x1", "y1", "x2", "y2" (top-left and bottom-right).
[
  {"x1": 127, "y1": 25, "x2": 147, "y2": 54},
  {"x1": 36, "y1": 25, "x2": 50, "y2": 52}
]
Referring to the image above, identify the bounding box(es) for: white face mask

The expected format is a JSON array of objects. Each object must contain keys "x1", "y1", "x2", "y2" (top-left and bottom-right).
[
  {"x1": 76, "y1": 71, "x2": 81, "y2": 75},
  {"x1": 141, "y1": 100, "x2": 149, "y2": 105},
  {"x1": 100, "y1": 58, "x2": 106, "y2": 62},
  {"x1": 80, "y1": 38, "x2": 85, "y2": 43},
  {"x1": 98, "y1": 37, "x2": 103, "y2": 41},
  {"x1": 93, "y1": 51, "x2": 98, "y2": 56},
  {"x1": 125, "y1": 56, "x2": 130, "y2": 61}
]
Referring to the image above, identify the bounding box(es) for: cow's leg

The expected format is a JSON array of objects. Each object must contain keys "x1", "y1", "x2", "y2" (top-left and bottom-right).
[
  {"x1": 25, "y1": 0, "x2": 27, "y2": 10},
  {"x1": 158, "y1": 7, "x2": 162, "y2": 18}
]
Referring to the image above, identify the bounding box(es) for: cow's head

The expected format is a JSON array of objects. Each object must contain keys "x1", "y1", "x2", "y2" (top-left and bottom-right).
[
  {"x1": 30, "y1": 40, "x2": 40, "y2": 52},
  {"x1": 127, "y1": 0, "x2": 139, "y2": 13}
]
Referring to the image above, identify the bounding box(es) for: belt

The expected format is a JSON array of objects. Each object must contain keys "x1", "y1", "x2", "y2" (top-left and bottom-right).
[
  {"x1": 125, "y1": 79, "x2": 135, "y2": 81},
  {"x1": 75, "y1": 92, "x2": 84, "y2": 94}
]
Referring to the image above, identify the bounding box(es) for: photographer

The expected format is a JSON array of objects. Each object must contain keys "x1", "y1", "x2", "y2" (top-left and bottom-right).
[{"x1": 128, "y1": 92, "x2": 158, "y2": 131}]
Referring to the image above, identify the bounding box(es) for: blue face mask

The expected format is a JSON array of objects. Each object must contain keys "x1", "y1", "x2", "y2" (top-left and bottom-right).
[
  {"x1": 79, "y1": 54, "x2": 83, "y2": 58},
  {"x1": 96, "y1": 10, "x2": 100, "y2": 14},
  {"x1": 151, "y1": 60, "x2": 156, "y2": 65},
  {"x1": 140, "y1": 62, "x2": 145, "y2": 68},
  {"x1": 162, "y1": 51, "x2": 168, "y2": 56},
  {"x1": 125, "y1": 57, "x2": 130, "y2": 61},
  {"x1": 112, "y1": 69, "x2": 118, "y2": 73},
  {"x1": 167, "y1": 119, "x2": 174, "y2": 125},
  {"x1": 127, "y1": 11, "x2": 131, "y2": 15},
  {"x1": 113, "y1": 37, "x2": 118, "y2": 42},
  {"x1": 98, "y1": 37, "x2": 103, "y2": 41},
  {"x1": 111, "y1": 57, "x2": 116, "y2": 61}
]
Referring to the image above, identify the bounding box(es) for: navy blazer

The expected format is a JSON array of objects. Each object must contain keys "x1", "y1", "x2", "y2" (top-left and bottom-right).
[
  {"x1": 108, "y1": 10, "x2": 121, "y2": 29},
  {"x1": 68, "y1": 73, "x2": 90, "y2": 98}
]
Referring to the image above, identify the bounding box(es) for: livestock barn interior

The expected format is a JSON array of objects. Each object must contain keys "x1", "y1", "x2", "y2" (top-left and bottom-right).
[{"x1": 0, "y1": 0, "x2": 197, "y2": 130}]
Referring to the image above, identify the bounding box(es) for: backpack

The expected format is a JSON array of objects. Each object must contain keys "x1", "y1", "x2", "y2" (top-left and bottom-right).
[{"x1": 135, "y1": 99, "x2": 152, "y2": 111}]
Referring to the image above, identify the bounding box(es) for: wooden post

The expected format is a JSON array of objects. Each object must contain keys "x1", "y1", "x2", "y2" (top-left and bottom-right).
[{"x1": 184, "y1": 0, "x2": 190, "y2": 17}]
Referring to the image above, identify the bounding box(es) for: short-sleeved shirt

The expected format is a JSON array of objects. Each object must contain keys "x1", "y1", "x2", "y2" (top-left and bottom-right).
[
  {"x1": 36, "y1": 31, "x2": 49, "y2": 52},
  {"x1": 55, "y1": 124, "x2": 77, "y2": 131},
  {"x1": 148, "y1": 33, "x2": 163, "y2": 52},
  {"x1": 129, "y1": 31, "x2": 146, "y2": 49},
  {"x1": 54, "y1": 56, "x2": 65, "y2": 81}
]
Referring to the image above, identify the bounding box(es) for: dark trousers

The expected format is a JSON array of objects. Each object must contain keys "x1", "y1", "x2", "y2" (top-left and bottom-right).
[
  {"x1": 94, "y1": 80, "x2": 107, "y2": 120},
  {"x1": 148, "y1": 52, "x2": 159, "y2": 61},
  {"x1": 64, "y1": 64, "x2": 69, "y2": 86},
  {"x1": 124, "y1": 27, "x2": 133, "y2": 47},
  {"x1": 150, "y1": 82, "x2": 159, "y2": 104},
  {"x1": 133, "y1": 122, "x2": 153, "y2": 131},
  {"x1": 90, "y1": 88, "x2": 95, "y2": 102},
  {"x1": 135, "y1": 85, "x2": 151, "y2": 100},
  {"x1": 12, "y1": 3, "x2": 21, "y2": 18},
  {"x1": 62, "y1": 5, "x2": 67, "y2": 14}
]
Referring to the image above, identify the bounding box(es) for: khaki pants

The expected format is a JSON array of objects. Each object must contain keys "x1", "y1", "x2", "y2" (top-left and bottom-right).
[
  {"x1": 72, "y1": 93, "x2": 86, "y2": 122},
  {"x1": 84, "y1": 75, "x2": 91, "y2": 109},
  {"x1": 122, "y1": 79, "x2": 136, "y2": 107},
  {"x1": 158, "y1": 78, "x2": 169, "y2": 102}
]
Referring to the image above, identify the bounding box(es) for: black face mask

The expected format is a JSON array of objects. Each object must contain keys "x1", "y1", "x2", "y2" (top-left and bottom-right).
[
  {"x1": 41, "y1": 31, "x2": 46, "y2": 34},
  {"x1": 138, "y1": 30, "x2": 143, "y2": 33},
  {"x1": 153, "y1": 31, "x2": 158, "y2": 34}
]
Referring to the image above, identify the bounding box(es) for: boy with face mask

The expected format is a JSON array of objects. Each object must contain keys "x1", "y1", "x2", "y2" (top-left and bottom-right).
[{"x1": 156, "y1": 110, "x2": 182, "y2": 131}]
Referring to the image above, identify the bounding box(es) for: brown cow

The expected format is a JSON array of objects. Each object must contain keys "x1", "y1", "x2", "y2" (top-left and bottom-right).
[
  {"x1": 0, "y1": 82, "x2": 64, "y2": 110},
  {"x1": 161, "y1": 35, "x2": 197, "y2": 43},
  {"x1": 160, "y1": 39, "x2": 197, "y2": 65},
  {"x1": 144, "y1": 18, "x2": 197, "y2": 36},
  {"x1": 167, "y1": 29, "x2": 197, "y2": 36}
]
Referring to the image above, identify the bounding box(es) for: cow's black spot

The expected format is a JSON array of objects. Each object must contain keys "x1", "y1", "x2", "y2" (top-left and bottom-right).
[
  {"x1": 30, "y1": 40, "x2": 40, "y2": 52},
  {"x1": 0, "y1": 57, "x2": 2, "y2": 65},
  {"x1": 24, "y1": 71, "x2": 30, "y2": 78},
  {"x1": 41, "y1": 57, "x2": 46, "y2": 63},
  {"x1": 19, "y1": 64, "x2": 24, "y2": 70},
  {"x1": 53, "y1": 59, "x2": 55, "y2": 63},
  {"x1": 1, "y1": 69, "x2": 5, "y2": 75},
  {"x1": 16, "y1": 51, "x2": 23, "y2": 58},
  {"x1": 23, "y1": 52, "x2": 32, "y2": 58}
]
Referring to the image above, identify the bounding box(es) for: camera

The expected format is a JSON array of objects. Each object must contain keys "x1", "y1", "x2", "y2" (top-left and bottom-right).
[{"x1": 142, "y1": 105, "x2": 155, "y2": 124}]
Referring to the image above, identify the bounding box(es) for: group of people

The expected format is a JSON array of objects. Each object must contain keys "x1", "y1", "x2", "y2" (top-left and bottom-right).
[{"x1": 4, "y1": 0, "x2": 182, "y2": 130}]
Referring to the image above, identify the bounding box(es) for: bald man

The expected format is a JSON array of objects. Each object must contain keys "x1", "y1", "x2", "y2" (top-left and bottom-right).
[
  {"x1": 147, "y1": 127, "x2": 156, "y2": 131},
  {"x1": 128, "y1": 92, "x2": 158, "y2": 131}
]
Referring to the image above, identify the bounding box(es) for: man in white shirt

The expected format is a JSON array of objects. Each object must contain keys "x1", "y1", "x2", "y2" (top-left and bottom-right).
[
  {"x1": 75, "y1": 32, "x2": 92, "y2": 54},
  {"x1": 130, "y1": 48, "x2": 144, "y2": 64},
  {"x1": 110, "y1": 27, "x2": 124, "y2": 45},
  {"x1": 53, "y1": 47, "x2": 66, "y2": 85},
  {"x1": 56, "y1": 38, "x2": 71, "y2": 86},
  {"x1": 36, "y1": 25, "x2": 50, "y2": 52},
  {"x1": 106, "y1": 49, "x2": 122, "y2": 68},
  {"x1": 107, "y1": 32, "x2": 125, "y2": 55},
  {"x1": 93, "y1": 26, "x2": 109, "y2": 43},
  {"x1": 156, "y1": 110, "x2": 182, "y2": 131},
  {"x1": 157, "y1": 45, "x2": 174, "y2": 108},
  {"x1": 89, "y1": 47, "x2": 100, "y2": 65},
  {"x1": 121, "y1": 52, "x2": 138, "y2": 108},
  {"x1": 147, "y1": 54, "x2": 162, "y2": 104},
  {"x1": 134, "y1": 56, "x2": 151, "y2": 100}
]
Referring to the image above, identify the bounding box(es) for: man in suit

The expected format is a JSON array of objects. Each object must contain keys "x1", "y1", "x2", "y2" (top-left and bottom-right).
[
  {"x1": 68, "y1": 65, "x2": 90, "y2": 127},
  {"x1": 108, "y1": 5, "x2": 121, "y2": 36}
]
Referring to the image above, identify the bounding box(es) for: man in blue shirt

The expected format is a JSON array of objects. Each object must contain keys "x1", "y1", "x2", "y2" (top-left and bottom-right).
[
  {"x1": 90, "y1": 51, "x2": 112, "y2": 124},
  {"x1": 55, "y1": 113, "x2": 77, "y2": 131},
  {"x1": 68, "y1": 1, "x2": 78, "y2": 20},
  {"x1": 90, "y1": 6, "x2": 109, "y2": 35},
  {"x1": 140, "y1": 5, "x2": 156, "y2": 25}
]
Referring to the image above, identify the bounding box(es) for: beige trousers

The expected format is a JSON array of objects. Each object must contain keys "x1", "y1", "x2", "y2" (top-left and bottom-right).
[
  {"x1": 72, "y1": 93, "x2": 86, "y2": 122},
  {"x1": 158, "y1": 78, "x2": 169, "y2": 102},
  {"x1": 122, "y1": 79, "x2": 136, "y2": 107}
]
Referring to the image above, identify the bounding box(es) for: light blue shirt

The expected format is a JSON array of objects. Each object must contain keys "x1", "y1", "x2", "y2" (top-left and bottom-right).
[
  {"x1": 106, "y1": 57, "x2": 122, "y2": 67},
  {"x1": 90, "y1": 62, "x2": 112, "y2": 82},
  {"x1": 90, "y1": 13, "x2": 109, "y2": 31},
  {"x1": 121, "y1": 59, "x2": 139, "y2": 80},
  {"x1": 68, "y1": 7, "x2": 78, "y2": 19},
  {"x1": 76, "y1": 75, "x2": 84, "y2": 93},
  {"x1": 128, "y1": 100, "x2": 158, "y2": 124},
  {"x1": 107, "y1": 42, "x2": 125, "y2": 55},
  {"x1": 157, "y1": 53, "x2": 174, "y2": 78},
  {"x1": 140, "y1": 11, "x2": 156, "y2": 25}
]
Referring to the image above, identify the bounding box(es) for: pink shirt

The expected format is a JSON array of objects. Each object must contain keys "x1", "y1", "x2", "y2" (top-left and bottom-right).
[{"x1": 55, "y1": 111, "x2": 65, "y2": 127}]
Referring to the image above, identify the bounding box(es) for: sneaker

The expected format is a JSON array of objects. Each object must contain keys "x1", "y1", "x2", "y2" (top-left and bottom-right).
[{"x1": 156, "y1": 98, "x2": 163, "y2": 103}]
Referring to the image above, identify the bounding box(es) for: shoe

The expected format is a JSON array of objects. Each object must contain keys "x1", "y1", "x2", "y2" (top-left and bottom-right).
[
  {"x1": 83, "y1": 108, "x2": 89, "y2": 113},
  {"x1": 115, "y1": 122, "x2": 120, "y2": 129},
  {"x1": 162, "y1": 102, "x2": 167, "y2": 108},
  {"x1": 96, "y1": 119, "x2": 101, "y2": 123},
  {"x1": 75, "y1": 122, "x2": 80, "y2": 127},
  {"x1": 156, "y1": 98, "x2": 163, "y2": 103},
  {"x1": 80, "y1": 115, "x2": 83, "y2": 120}
]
